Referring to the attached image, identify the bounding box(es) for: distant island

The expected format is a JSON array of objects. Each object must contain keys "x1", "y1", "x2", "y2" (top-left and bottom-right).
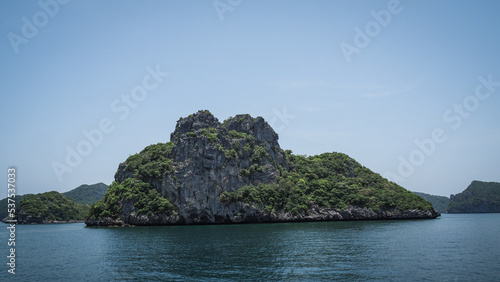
[
  {"x1": 15, "y1": 191, "x2": 89, "y2": 224},
  {"x1": 1, "y1": 182, "x2": 108, "y2": 224},
  {"x1": 412, "y1": 181, "x2": 500, "y2": 213},
  {"x1": 86, "y1": 110, "x2": 439, "y2": 227},
  {"x1": 448, "y1": 181, "x2": 500, "y2": 213},
  {"x1": 412, "y1": 192, "x2": 450, "y2": 213},
  {"x1": 62, "y1": 182, "x2": 109, "y2": 205}
]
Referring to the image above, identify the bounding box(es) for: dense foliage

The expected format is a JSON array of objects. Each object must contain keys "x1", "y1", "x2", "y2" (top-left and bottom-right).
[
  {"x1": 89, "y1": 178, "x2": 176, "y2": 219},
  {"x1": 1, "y1": 183, "x2": 108, "y2": 220},
  {"x1": 124, "y1": 142, "x2": 174, "y2": 181},
  {"x1": 413, "y1": 192, "x2": 450, "y2": 213},
  {"x1": 0, "y1": 195, "x2": 25, "y2": 220},
  {"x1": 62, "y1": 182, "x2": 108, "y2": 205},
  {"x1": 221, "y1": 152, "x2": 433, "y2": 214},
  {"x1": 17, "y1": 191, "x2": 89, "y2": 221},
  {"x1": 90, "y1": 142, "x2": 178, "y2": 220},
  {"x1": 447, "y1": 181, "x2": 500, "y2": 213}
]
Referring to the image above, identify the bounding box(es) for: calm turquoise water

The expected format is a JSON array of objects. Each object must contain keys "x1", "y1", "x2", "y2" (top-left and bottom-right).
[{"x1": 1, "y1": 213, "x2": 500, "y2": 281}]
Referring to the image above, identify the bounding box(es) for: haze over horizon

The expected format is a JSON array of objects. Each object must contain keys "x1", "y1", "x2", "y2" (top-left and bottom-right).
[{"x1": 1, "y1": 0, "x2": 499, "y2": 198}]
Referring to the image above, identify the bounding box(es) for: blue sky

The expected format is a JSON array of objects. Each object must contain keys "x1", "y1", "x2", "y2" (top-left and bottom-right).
[{"x1": 1, "y1": 0, "x2": 499, "y2": 198}]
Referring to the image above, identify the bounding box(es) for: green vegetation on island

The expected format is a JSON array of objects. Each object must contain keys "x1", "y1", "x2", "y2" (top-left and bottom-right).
[
  {"x1": 412, "y1": 192, "x2": 450, "y2": 213},
  {"x1": 0, "y1": 195, "x2": 25, "y2": 220},
  {"x1": 90, "y1": 143, "x2": 178, "y2": 219},
  {"x1": 16, "y1": 191, "x2": 90, "y2": 223},
  {"x1": 1, "y1": 182, "x2": 108, "y2": 223},
  {"x1": 89, "y1": 178, "x2": 176, "y2": 219},
  {"x1": 221, "y1": 152, "x2": 432, "y2": 215},
  {"x1": 124, "y1": 142, "x2": 175, "y2": 181},
  {"x1": 62, "y1": 182, "x2": 109, "y2": 205},
  {"x1": 448, "y1": 181, "x2": 500, "y2": 213}
]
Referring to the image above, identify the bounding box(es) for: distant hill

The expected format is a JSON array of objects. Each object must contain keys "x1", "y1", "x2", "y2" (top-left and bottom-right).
[
  {"x1": 15, "y1": 191, "x2": 90, "y2": 223},
  {"x1": 62, "y1": 182, "x2": 108, "y2": 205},
  {"x1": 1, "y1": 182, "x2": 108, "y2": 221},
  {"x1": 448, "y1": 181, "x2": 500, "y2": 213},
  {"x1": 412, "y1": 192, "x2": 450, "y2": 213}
]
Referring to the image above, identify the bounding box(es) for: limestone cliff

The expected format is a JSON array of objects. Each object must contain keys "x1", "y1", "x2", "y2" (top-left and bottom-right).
[{"x1": 86, "y1": 110, "x2": 439, "y2": 226}]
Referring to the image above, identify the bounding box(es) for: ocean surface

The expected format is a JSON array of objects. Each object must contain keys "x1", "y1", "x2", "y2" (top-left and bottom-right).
[{"x1": 1, "y1": 213, "x2": 499, "y2": 281}]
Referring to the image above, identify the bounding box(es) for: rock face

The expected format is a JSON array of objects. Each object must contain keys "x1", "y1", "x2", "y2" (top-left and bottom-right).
[
  {"x1": 86, "y1": 111, "x2": 439, "y2": 226},
  {"x1": 15, "y1": 212, "x2": 44, "y2": 224},
  {"x1": 114, "y1": 111, "x2": 290, "y2": 225}
]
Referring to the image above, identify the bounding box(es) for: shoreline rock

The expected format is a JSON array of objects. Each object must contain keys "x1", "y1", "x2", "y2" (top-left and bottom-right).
[
  {"x1": 85, "y1": 206, "x2": 440, "y2": 227},
  {"x1": 2, "y1": 218, "x2": 86, "y2": 224}
]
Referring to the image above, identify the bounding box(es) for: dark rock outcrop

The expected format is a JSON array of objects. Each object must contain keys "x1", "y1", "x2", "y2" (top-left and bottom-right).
[{"x1": 15, "y1": 212, "x2": 44, "y2": 224}]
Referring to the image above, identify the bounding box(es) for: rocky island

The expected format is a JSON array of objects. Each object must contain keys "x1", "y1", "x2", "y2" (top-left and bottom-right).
[
  {"x1": 86, "y1": 110, "x2": 439, "y2": 226},
  {"x1": 448, "y1": 180, "x2": 500, "y2": 213},
  {"x1": 13, "y1": 191, "x2": 90, "y2": 224},
  {"x1": 2, "y1": 183, "x2": 108, "y2": 224}
]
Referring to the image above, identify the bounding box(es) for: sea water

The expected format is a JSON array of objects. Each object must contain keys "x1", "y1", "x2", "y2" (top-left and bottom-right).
[{"x1": 1, "y1": 213, "x2": 499, "y2": 281}]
